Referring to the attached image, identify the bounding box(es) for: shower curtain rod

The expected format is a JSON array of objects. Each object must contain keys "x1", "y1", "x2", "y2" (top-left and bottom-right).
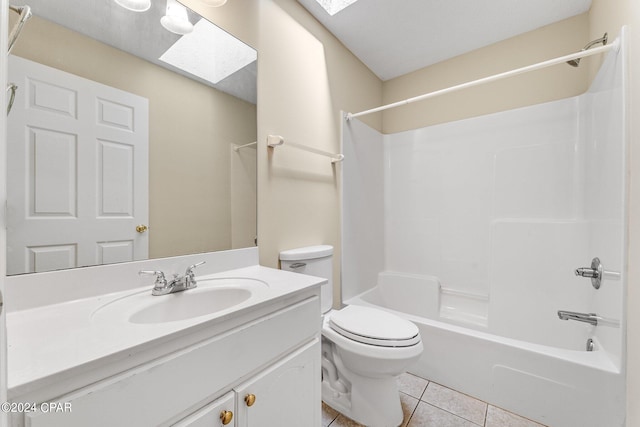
[{"x1": 346, "y1": 38, "x2": 620, "y2": 121}]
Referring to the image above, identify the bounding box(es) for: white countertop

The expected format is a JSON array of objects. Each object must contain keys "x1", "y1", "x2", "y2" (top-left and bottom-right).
[{"x1": 7, "y1": 265, "x2": 324, "y2": 399}]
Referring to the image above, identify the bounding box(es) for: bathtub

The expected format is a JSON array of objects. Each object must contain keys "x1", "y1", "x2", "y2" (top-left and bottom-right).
[{"x1": 345, "y1": 274, "x2": 625, "y2": 427}]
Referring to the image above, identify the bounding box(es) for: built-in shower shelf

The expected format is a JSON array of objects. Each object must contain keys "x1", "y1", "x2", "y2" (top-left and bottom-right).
[{"x1": 439, "y1": 288, "x2": 489, "y2": 328}]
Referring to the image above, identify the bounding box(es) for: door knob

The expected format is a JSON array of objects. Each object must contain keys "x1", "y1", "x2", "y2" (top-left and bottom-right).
[
  {"x1": 6, "y1": 83, "x2": 17, "y2": 116},
  {"x1": 136, "y1": 224, "x2": 148, "y2": 233}
]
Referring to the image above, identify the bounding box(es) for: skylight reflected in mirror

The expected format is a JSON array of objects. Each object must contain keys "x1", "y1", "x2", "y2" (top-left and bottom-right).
[
  {"x1": 160, "y1": 19, "x2": 257, "y2": 86},
  {"x1": 315, "y1": 0, "x2": 359, "y2": 15}
]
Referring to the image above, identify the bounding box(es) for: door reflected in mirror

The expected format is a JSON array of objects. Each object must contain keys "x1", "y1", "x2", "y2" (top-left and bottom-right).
[{"x1": 7, "y1": 0, "x2": 257, "y2": 275}]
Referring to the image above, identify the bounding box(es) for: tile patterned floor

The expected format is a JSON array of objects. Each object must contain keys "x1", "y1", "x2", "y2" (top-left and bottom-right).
[{"x1": 322, "y1": 372, "x2": 549, "y2": 427}]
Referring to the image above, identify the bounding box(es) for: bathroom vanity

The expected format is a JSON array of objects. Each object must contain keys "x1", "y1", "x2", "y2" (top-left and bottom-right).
[{"x1": 5, "y1": 250, "x2": 323, "y2": 427}]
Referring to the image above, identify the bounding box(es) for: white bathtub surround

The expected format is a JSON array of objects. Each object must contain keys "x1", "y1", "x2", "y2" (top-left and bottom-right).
[
  {"x1": 342, "y1": 117, "x2": 385, "y2": 302},
  {"x1": 342, "y1": 30, "x2": 627, "y2": 427}
]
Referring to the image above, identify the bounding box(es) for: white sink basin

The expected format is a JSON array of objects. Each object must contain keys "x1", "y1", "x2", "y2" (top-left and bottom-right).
[
  {"x1": 92, "y1": 278, "x2": 268, "y2": 325},
  {"x1": 129, "y1": 287, "x2": 252, "y2": 324}
]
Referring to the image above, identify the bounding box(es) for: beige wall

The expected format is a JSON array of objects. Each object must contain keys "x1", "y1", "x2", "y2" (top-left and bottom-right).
[
  {"x1": 588, "y1": 1, "x2": 640, "y2": 426},
  {"x1": 382, "y1": 14, "x2": 590, "y2": 133},
  {"x1": 10, "y1": 16, "x2": 257, "y2": 260},
  {"x1": 184, "y1": 0, "x2": 383, "y2": 304}
]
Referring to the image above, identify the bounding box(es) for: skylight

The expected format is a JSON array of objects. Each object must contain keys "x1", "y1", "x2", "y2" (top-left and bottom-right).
[
  {"x1": 159, "y1": 19, "x2": 257, "y2": 85},
  {"x1": 315, "y1": 0, "x2": 359, "y2": 16}
]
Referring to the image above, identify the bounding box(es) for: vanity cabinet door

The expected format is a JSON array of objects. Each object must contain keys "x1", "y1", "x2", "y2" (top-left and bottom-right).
[
  {"x1": 234, "y1": 338, "x2": 320, "y2": 427},
  {"x1": 172, "y1": 392, "x2": 235, "y2": 427}
]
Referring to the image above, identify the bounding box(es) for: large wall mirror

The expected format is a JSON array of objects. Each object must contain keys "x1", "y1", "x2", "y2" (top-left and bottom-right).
[{"x1": 7, "y1": 0, "x2": 257, "y2": 275}]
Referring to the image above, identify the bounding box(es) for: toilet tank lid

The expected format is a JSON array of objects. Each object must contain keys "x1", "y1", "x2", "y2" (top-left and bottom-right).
[{"x1": 279, "y1": 245, "x2": 333, "y2": 261}]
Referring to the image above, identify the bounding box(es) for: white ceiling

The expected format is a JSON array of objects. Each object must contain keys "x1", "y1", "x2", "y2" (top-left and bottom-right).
[{"x1": 297, "y1": 0, "x2": 593, "y2": 81}]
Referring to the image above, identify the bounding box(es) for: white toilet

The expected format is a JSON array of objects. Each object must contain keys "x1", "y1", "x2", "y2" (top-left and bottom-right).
[{"x1": 280, "y1": 245, "x2": 423, "y2": 427}]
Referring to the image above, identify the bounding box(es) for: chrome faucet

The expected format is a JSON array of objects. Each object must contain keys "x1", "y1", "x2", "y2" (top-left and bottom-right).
[
  {"x1": 139, "y1": 261, "x2": 206, "y2": 296},
  {"x1": 557, "y1": 310, "x2": 600, "y2": 326}
]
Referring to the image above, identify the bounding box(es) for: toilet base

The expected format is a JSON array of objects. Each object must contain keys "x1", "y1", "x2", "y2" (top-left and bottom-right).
[{"x1": 322, "y1": 370, "x2": 404, "y2": 427}]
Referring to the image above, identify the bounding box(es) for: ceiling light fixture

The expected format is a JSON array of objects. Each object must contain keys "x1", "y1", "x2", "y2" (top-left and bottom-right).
[
  {"x1": 201, "y1": 0, "x2": 228, "y2": 7},
  {"x1": 113, "y1": 0, "x2": 151, "y2": 12},
  {"x1": 161, "y1": 0, "x2": 194, "y2": 35}
]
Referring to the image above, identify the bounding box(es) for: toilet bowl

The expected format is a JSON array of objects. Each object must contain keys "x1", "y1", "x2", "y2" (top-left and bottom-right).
[
  {"x1": 321, "y1": 305, "x2": 423, "y2": 426},
  {"x1": 280, "y1": 245, "x2": 423, "y2": 427}
]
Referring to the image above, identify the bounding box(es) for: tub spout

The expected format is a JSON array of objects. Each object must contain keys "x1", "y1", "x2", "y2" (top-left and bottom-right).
[{"x1": 557, "y1": 310, "x2": 600, "y2": 326}]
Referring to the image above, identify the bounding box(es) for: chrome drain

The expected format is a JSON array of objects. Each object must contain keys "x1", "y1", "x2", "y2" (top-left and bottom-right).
[{"x1": 586, "y1": 338, "x2": 595, "y2": 352}]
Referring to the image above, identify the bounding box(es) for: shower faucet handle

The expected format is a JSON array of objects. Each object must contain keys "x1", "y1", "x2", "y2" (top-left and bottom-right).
[
  {"x1": 575, "y1": 257, "x2": 603, "y2": 289},
  {"x1": 575, "y1": 267, "x2": 600, "y2": 279}
]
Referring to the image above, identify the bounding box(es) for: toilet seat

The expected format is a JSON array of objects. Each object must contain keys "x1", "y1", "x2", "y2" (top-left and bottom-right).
[{"x1": 328, "y1": 305, "x2": 420, "y2": 347}]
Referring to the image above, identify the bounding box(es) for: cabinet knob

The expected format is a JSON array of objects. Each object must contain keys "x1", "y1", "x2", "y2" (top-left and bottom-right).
[
  {"x1": 244, "y1": 394, "x2": 256, "y2": 407},
  {"x1": 220, "y1": 410, "x2": 233, "y2": 425}
]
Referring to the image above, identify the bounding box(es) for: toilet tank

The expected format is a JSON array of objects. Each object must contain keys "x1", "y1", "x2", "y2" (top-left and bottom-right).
[{"x1": 280, "y1": 245, "x2": 333, "y2": 314}]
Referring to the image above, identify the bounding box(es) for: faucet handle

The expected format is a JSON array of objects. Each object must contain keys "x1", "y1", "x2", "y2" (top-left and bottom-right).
[
  {"x1": 575, "y1": 267, "x2": 599, "y2": 278},
  {"x1": 575, "y1": 257, "x2": 603, "y2": 289},
  {"x1": 184, "y1": 261, "x2": 206, "y2": 288},
  {"x1": 185, "y1": 261, "x2": 206, "y2": 276},
  {"x1": 139, "y1": 270, "x2": 167, "y2": 287}
]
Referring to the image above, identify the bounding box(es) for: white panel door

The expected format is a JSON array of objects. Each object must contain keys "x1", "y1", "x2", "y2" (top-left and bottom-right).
[{"x1": 7, "y1": 55, "x2": 149, "y2": 275}]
